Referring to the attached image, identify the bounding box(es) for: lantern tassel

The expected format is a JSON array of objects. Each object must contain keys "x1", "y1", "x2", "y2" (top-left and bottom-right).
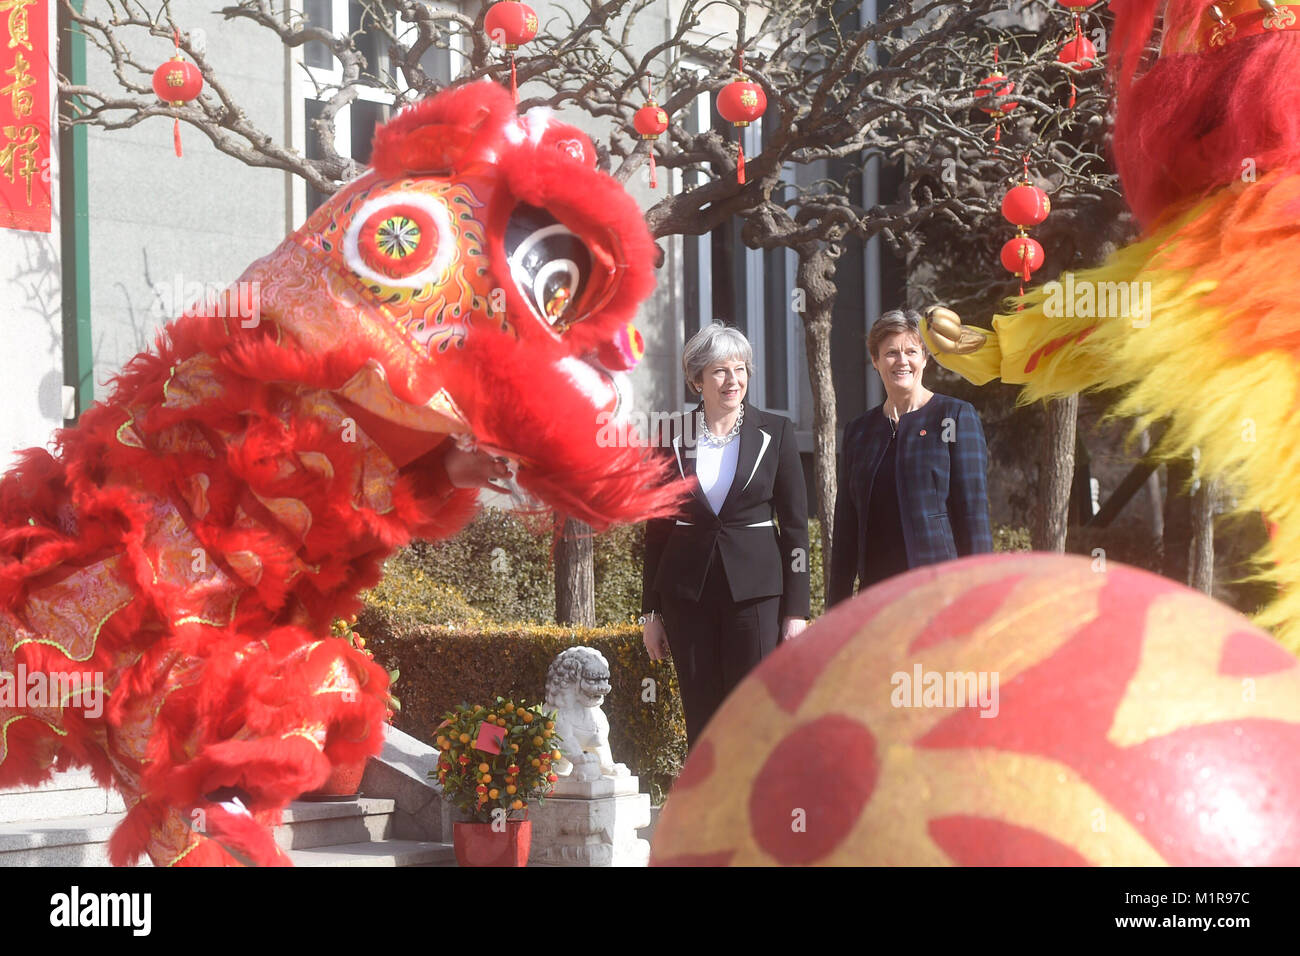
[
  {"x1": 510, "y1": 53, "x2": 518, "y2": 103},
  {"x1": 173, "y1": 118, "x2": 183, "y2": 158},
  {"x1": 1068, "y1": 79, "x2": 1077, "y2": 110},
  {"x1": 649, "y1": 150, "x2": 658, "y2": 189},
  {"x1": 737, "y1": 139, "x2": 746, "y2": 185}
]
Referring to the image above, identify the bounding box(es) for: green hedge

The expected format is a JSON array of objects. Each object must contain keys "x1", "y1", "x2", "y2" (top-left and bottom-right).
[
  {"x1": 359, "y1": 512, "x2": 1037, "y2": 799},
  {"x1": 364, "y1": 622, "x2": 687, "y2": 803}
]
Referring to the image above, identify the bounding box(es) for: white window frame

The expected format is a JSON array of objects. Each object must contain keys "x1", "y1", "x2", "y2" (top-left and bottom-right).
[{"x1": 288, "y1": 0, "x2": 465, "y2": 229}]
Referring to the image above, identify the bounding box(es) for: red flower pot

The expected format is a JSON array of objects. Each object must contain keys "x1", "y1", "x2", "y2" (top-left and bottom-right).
[
  {"x1": 302, "y1": 759, "x2": 368, "y2": 799},
  {"x1": 453, "y1": 819, "x2": 532, "y2": 867}
]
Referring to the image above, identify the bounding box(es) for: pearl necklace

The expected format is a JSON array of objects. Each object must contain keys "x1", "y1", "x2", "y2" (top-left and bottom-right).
[{"x1": 698, "y1": 403, "x2": 744, "y2": 448}]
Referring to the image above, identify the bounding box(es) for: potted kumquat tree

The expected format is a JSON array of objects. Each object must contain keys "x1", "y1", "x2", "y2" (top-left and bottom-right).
[{"x1": 432, "y1": 696, "x2": 561, "y2": 866}]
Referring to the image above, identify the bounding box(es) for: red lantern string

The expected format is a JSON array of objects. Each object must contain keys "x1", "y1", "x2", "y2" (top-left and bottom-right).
[
  {"x1": 510, "y1": 53, "x2": 518, "y2": 103},
  {"x1": 736, "y1": 51, "x2": 746, "y2": 185},
  {"x1": 172, "y1": 29, "x2": 183, "y2": 157},
  {"x1": 1069, "y1": 16, "x2": 1082, "y2": 109},
  {"x1": 647, "y1": 77, "x2": 658, "y2": 188},
  {"x1": 992, "y1": 48, "x2": 1001, "y2": 143}
]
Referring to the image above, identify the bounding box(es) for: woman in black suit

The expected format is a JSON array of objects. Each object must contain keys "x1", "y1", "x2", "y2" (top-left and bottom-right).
[
  {"x1": 829, "y1": 310, "x2": 992, "y2": 607},
  {"x1": 640, "y1": 324, "x2": 810, "y2": 747}
]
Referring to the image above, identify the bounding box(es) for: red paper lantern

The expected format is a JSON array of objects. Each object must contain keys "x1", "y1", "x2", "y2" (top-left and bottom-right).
[
  {"x1": 152, "y1": 54, "x2": 203, "y2": 158},
  {"x1": 1001, "y1": 234, "x2": 1045, "y2": 282},
  {"x1": 1058, "y1": 34, "x2": 1098, "y2": 69},
  {"x1": 717, "y1": 78, "x2": 767, "y2": 126},
  {"x1": 1002, "y1": 183, "x2": 1051, "y2": 228},
  {"x1": 717, "y1": 76, "x2": 767, "y2": 185},
  {"x1": 152, "y1": 55, "x2": 203, "y2": 104},
  {"x1": 484, "y1": 1, "x2": 538, "y2": 49},
  {"x1": 484, "y1": 1, "x2": 538, "y2": 103},
  {"x1": 974, "y1": 73, "x2": 1017, "y2": 116},
  {"x1": 634, "y1": 101, "x2": 669, "y2": 139},
  {"x1": 634, "y1": 100, "x2": 670, "y2": 190}
]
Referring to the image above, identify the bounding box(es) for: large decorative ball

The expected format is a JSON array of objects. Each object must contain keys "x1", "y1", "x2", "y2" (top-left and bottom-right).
[{"x1": 651, "y1": 553, "x2": 1300, "y2": 865}]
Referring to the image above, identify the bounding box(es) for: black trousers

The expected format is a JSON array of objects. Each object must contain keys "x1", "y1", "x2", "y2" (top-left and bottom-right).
[{"x1": 661, "y1": 547, "x2": 781, "y2": 748}]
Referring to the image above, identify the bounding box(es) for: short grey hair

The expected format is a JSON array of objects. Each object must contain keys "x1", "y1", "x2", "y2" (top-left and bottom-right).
[{"x1": 682, "y1": 323, "x2": 754, "y2": 391}]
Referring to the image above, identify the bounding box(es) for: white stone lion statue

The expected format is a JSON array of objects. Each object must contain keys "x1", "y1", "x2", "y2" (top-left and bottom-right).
[{"x1": 544, "y1": 647, "x2": 629, "y2": 783}]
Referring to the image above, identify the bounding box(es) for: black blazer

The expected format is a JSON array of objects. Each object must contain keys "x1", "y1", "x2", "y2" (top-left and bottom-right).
[
  {"x1": 641, "y1": 402, "x2": 810, "y2": 620},
  {"x1": 829, "y1": 393, "x2": 992, "y2": 606}
]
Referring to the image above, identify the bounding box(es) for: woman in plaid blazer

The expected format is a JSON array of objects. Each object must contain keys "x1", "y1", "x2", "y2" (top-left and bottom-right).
[{"x1": 829, "y1": 310, "x2": 992, "y2": 606}]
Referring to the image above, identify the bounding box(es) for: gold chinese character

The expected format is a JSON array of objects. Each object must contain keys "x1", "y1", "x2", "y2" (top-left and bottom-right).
[
  {"x1": 0, "y1": 122, "x2": 39, "y2": 204},
  {"x1": 740, "y1": 89, "x2": 758, "y2": 109},
  {"x1": 0, "y1": 0, "x2": 35, "y2": 52},
  {"x1": 1, "y1": 51, "x2": 34, "y2": 116}
]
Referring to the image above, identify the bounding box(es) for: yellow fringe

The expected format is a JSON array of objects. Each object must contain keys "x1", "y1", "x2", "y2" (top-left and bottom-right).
[{"x1": 930, "y1": 202, "x2": 1300, "y2": 649}]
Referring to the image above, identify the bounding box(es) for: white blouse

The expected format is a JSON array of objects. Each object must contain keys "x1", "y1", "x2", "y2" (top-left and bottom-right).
[{"x1": 696, "y1": 438, "x2": 740, "y2": 515}]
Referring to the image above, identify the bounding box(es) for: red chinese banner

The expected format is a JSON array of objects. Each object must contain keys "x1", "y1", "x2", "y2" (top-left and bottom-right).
[{"x1": 0, "y1": 0, "x2": 51, "y2": 233}]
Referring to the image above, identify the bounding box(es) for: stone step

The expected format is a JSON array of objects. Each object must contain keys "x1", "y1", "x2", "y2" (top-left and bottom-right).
[
  {"x1": 275, "y1": 798, "x2": 395, "y2": 850},
  {"x1": 0, "y1": 799, "x2": 452, "y2": 866},
  {"x1": 288, "y1": 839, "x2": 456, "y2": 867},
  {"x1": 0, "y1": 769, "x2": 124, "y2": 824},
  {"x1": 0, "y1": 811, "x2": 128, "y2": 866}
]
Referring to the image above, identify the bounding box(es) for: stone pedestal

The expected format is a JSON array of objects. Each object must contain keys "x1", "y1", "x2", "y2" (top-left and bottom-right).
[{"x1": 528, "y1": 774, "x2": 650, "y2": 866}]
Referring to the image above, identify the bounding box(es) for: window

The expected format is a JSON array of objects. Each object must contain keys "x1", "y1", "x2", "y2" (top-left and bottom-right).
[
  {"x1": 294, "y1": 0, "x2": 461, "y2": 222},
  {"x1": 680, "y1": 86, "x2": 799, "y2": 416}
]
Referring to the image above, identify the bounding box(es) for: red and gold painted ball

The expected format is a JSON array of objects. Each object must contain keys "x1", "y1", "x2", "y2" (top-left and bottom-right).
[{"x1": 651, "y1": 553, "x2": 1300, "y2": 866}]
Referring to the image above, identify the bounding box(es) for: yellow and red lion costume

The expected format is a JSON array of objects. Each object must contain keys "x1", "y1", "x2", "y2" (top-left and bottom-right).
[
  {"x1": 923, "y1": 0, "x2": 1300, "y2": 647},
  {"x1": 0, "y1": 82, "x2": 679, "y2": 866}
]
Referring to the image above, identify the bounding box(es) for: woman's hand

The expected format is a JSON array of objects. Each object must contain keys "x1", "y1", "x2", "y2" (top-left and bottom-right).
[
  {"x1": 643, "y1": 615, "x2": 670, "y2": 661},
  {"x1": 781, "y1": 617, "x2": 808, "y2": 642},
  {"x1": 442, "y1": 445, "x2": 513, "y2": 493}
]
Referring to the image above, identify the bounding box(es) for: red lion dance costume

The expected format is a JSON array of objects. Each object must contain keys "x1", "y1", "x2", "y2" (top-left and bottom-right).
[
  {"x1": 0, "y1": 82, "x2": 679, "y2": 866},
  {"x1": 922, "y1": 0, "x2": 1300, "y2": 646}
]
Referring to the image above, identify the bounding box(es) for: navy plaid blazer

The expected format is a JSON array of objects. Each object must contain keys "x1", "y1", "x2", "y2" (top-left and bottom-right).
[{"x1": 829, "y1": 393, "x2": 992, "y2": 606}]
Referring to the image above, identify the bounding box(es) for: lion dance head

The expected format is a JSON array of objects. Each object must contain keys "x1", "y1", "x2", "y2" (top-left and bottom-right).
[{"x1": 236, "y1": 81, "x2": 679, "y2": 526}]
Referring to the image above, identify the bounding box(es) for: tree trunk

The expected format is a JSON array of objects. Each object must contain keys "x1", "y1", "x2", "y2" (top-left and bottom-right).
[
  {"x1": 1031, "y1": 395, "x2": 1077, "y2": 552},
  {"x1": 1162, "y1": 456, "x2": 1194, "y2": 584},
  {"x1": 1189, "y1": 475, "x2": 1215, "y2": 595},
  {"x1": 796, "y1": 245, "x2": 841, "y2": 612},
  {"x1": 1139, "y1": 428, "x2": 1164, "y2": 540},
  {"x1": 555, "y1": 516, "x2": 594, "y2": 626}
]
